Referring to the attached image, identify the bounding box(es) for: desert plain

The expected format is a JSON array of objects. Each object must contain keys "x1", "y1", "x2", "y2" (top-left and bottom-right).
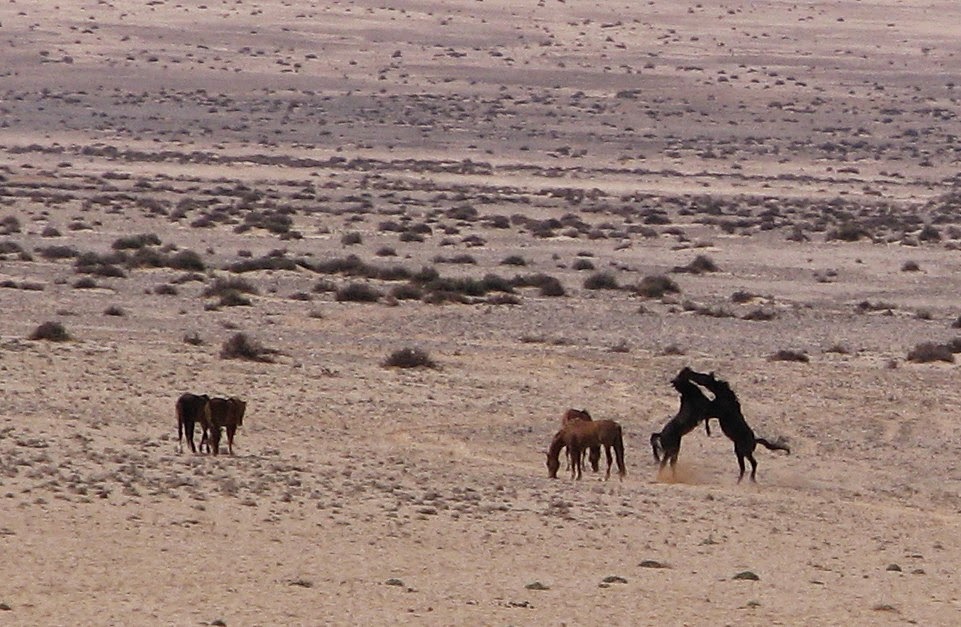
[{"x1": 3, "y1": 0, "x2": 961, "y2": 624}]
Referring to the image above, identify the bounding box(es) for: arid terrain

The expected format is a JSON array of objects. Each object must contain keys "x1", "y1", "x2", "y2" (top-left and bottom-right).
[{"x1": 3, "y1": 0, "x2": 961, "y2": 624}]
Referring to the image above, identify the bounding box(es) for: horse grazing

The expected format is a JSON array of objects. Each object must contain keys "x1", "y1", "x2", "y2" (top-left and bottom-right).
[
  {"x1": 547, "y1": 419, "x2": 625, "y2": 481},
  {"x1": 176, "y1": 393, "x2": 210, "y2": 454},
  {"x1": 560, "y1": 408, "x2": 600, "y2": 472},
  {"x1": 650, "y1": 367, "x2": 714, "y2": 475},
  {"x1": 203, "y1": 397, "x2": 247, "y2": 456},
  {"x1": 686, "y1": 370, "x2": 790, "y2": 482}
]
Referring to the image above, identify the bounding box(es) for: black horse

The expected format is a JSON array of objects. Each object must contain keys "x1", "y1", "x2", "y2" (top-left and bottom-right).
[
  {"x1": 686, "y1": 370, "x2": 790, "y2": 482},
  {"x1": 176, "y1": 392, "x2": 210, "y2": 454},
  {"x1": 651, "y1": 367, "x2": 714, "y2": 475}
]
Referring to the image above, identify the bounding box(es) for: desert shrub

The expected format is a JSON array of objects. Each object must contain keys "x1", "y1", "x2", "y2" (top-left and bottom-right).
[
  {"x1": 399, "y1": 230, "x2": 424, "y2": 243},
  {"x1": 0, "y1": 215, "x2": 21, "y2": 234},
  {"x1": 203, "y1": 276, "x2": 258, "y2": 297},
  {"x1": 730, "y1": 289, "x2": 755, "y2": 303},
  {"x1": 341, "y1": 231, "x2": 362, "y2": 246},
  {"x1": 390, "y1": 284, "x2": 423, "y2": 300},
  {"x1": 583, "y1": 272, "x2": 619, "y2": 290},
  {"x1": 312, "y1": 279, "x2": 337, "y2": 293},
  {"x1": 901, "y1": 260, "x2": 921, "y2": 272},
  {"x1": 660, "y1": 344, "x2": 685, "y2": 356},
  {"x1": 225, "y1": 253, "x2": 296, "y2": 273},
  {"x1": 919, "y1": 224, "x2": 941, "y2": 242},
  {"x1": 634, "y1": 274, "x2": 680, "y2": 298},
  {"x1": 382, "y1": 347, "x2": 437, "y2": 369},
  {"x1": 220, "y1": 333, "x2": 276, "y2": 362},
  {"x1": 742, "y1": 308, "x2": 777, "y2": 321},
  {"x1": 433, "y1": 254, "x2": 477, "y2": 265},
  {"x1": 906, "y1": 342, "x2": 954, "y2": 363},
  {"x1": 168, "y1": 250, "x2": 206, "y2": 271},
  {"x1": 112, "y1": 233, "x2": 161, "y2": 250},
  {"x1": 335, "y1": 282, "x2": 382, "y2": 303},
  {"x1": 501, "y1": 255, "x2": 528, "y2": 267},
  {"x1": 572, "y1": 258, "x2": 595, "y2": 271},
  {"x1": 103, "y1": 305, "x2": 125, "y2": 316},
  {"x1": 289, "y1": 291, "x2": 312, "y2": 301},
  {"x1": 73, "y1": 277, "x2": 98, "y2": 289},
  {"x1": 154, "y1": 283, "x2": 178, "y2": 295},
  {"x1": 376, "y1": 246, "x2": 397, "y2": 257},
  {"x1": 768, "y1": 349, "x2": 810, "y2": 363},
  {"x1": 37, "y1": 245, "x2": 79, "y2": 260},
  {"x1": 824, "y1": 343, "x2": 851, "y2": 355},
  {"x1": 41, "y1": 226, "x2": 62, "y2": 237},
  {"x1": 827, "y1": 221, "x2": 868, "y2": 242},
  {"x1": 674, "y1": 254, "x2": 719, "y2": 274},
  {"x1": 218, "y1": 290, "x2": 252, "y2": 307},
  {"x1": 183, "y1": 332, "x2": 203, "y2": 346},
  {"x1": 29, "y1": 321, "x2": 70, "y2": 342}
]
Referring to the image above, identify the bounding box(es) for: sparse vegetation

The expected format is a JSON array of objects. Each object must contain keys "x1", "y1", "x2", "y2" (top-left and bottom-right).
[
  {"x1": 634, "y1": 275, "x2": 680, "y2": 298},
  {"x1": 29, "y1": 321, "x2": 70, "y2": 342},
  {"x1": 383, "y1": 347, "x2": 437, "y2": 369},
  {"x1": 335, "y1": 282, "x2": 382, "y2": 303},
  {"x1": 768, "y1": 349, "x2": 810, "y2": 363},
  {"x1": 907, "y1": 342, "x2": 954, "y2": 363},
  {"x1": 220, "y1": 333, "x2": 277, "y2": 362},
  {"x1": 583, "y1": 271, "x2": 619, "y2": 290}
]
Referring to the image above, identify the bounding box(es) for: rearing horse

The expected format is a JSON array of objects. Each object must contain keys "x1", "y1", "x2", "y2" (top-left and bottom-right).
[{"x1": 650, "y1": 367, "x2": 713, "y2": 476}]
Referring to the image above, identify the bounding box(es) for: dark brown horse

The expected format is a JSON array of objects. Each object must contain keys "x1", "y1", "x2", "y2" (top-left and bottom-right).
[
  {"x1": 686, "y1": 370, "x2": 790, "y2": 482},
  {"x1": 651, "y1": 367, "x2": 713, "y2": 475},
  {"x1": 203, "y1": 397, "x2": 247, "y2": 456},
  {"x1": 547, "y1": 419, "x2": 625, "y2": 481},
  {"x1": 176, "y1": 393, "x2": 210, "y2": 454}
]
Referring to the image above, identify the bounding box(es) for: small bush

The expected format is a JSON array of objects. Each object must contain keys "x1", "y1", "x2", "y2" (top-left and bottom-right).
[
  {"x1": 336, "y1": 282, "x2": 382, "y2": 303},
  {"x1": 29, "y1": 321, "x2": 70, "y2": 342},
  {"x1": 219, "y1": 290, "x2": 253, "y2": 307},
  {"x1": 674, "y1": 254, "x2": 719, "y2": 274},
  {"x1": 183, "y1": 332, "x2": 204, "y2": 346},
  {"x1": 103, "y1": 305, "x2": 126, "y2": 317},
  {"x1": 112, "y1": 233, "x2": 161, "y2": 250},
  {"x1": 501, "y1": 255, "x2": 528, "y2": 267},
  {"x1": 376, "y1": 246, "x2": 397, "y2": 257},
  {"x1": 907, "y1": 342, "x2": 954, "y2": 363},
  {"x1": 169, "y1": 250, "x2": 206, "y2": 271},
  {"x1": 768, "y1": 349, "x2": 810, "y2": 363},
  {"x1": 220, "y1": 333, "x2": 276, "y2": 362},
  {"x1": 382, "y1": 347, "x2": 437, "y2": 369},
  {"x1": 203, "y1": 277, "x2": 258, "y2": 297},
  {"x1": 572, "y1": 258, "x2": 595, "y2": 271},
  {"x1": 341, "y1": 231, "x2": 363, "y2": 246},
  {"x1": 731, "y1": 290, "x2": 755, "y2": 303},
  {"x1": 390, "y1": 284, "x2": 423, "y2": 300},
  {"x1": 742, "y1": 308, "x2": 777, "y2": 321},
  {"x1": 583, "y1": 272, "x2": 619, "y2": 290},
  {"x1": 154, "y1": 283, "x2": 178, "y2": 295},
  {"x1": 901, "y1": 260, "x2": 921, "y2": 272},
  {"x1": 73, "y1": 277, "x2": 98, "y2": 289},
  {"x1": 635, "y1": 274, "x2": 680, "y2": 298}
]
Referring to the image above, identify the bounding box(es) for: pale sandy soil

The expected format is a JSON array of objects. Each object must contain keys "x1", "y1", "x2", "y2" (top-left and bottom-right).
[{"x1": 2, "y1": 0, "x2": 961, "y2": 625}]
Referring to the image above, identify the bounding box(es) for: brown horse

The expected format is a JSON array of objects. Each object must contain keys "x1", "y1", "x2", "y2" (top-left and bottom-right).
[
  {"x1": 547, "y1": 419, "x2": 625, "y2": 481},
  {"x1": 203, "y1": 397, "x2": 247, "y2": 455},
  {"x1": 560, "y1": 408, "x2": 600, "y2": 472},
  {"x1": 686, "y1": 370, "x2": 790, "y2": 482},
  {"x1": 176, "y1": 393, "x2": 210, "y2": 454}
]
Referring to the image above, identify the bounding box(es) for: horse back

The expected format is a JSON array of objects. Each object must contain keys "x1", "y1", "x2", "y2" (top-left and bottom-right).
[{"x1": 176, "y1": 393, "x2": 209, "y2": 422}]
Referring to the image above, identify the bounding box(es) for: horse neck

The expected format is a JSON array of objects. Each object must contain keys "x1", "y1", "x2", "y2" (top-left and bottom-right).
[{"x1": 548, "y1": 432, "x2": 566, "y2": 460}]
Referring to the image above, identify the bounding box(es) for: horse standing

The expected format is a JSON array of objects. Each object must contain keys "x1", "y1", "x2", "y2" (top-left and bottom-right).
[
  {"x1": 176, "y1": 393, "x2": 210, "y2": 454},
  {"x1": 547, "y1": 419, "x2": 626, "y2": 481}
]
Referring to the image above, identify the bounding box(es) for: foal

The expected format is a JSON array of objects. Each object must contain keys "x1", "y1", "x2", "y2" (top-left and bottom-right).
[
  {"x1": 687, "y1": 370, "x2": 790, "y2": 482},
  {"x1": 650, "y1": 367, "x2": 713, "y2": 475},
  {"x1": 560, "y1": 408, "x2": 600, "y2": 472}
]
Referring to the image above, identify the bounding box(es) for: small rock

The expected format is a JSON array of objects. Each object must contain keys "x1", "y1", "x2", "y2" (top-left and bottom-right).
[
  {"x1": 210, "y1": 620, "x2": 226, "y2": 627},
  {"x1": 912, "y1": 568, "x2": 925, "y2": 575},
  {"x1": 0, "y1": 602, "x2": 11, "y2": 611},
  {"x1": 639, "y1": 560, "x2": 669, "y2": 569},
  {"x1": 525, "y1": 581, "x2": 550, "y2": 591},
  {"x1": 602, "y1": 575, "x2": 627, "y2": 584},
  {"x1": 385, "y1": 578, "x2": 404, "y2": 587},
  {"x1": 733, "y1": 570, "x2": 760, "y2": 581},
  {"x1": 886, "y1": 564, "x2": 902, "y2": 572}
]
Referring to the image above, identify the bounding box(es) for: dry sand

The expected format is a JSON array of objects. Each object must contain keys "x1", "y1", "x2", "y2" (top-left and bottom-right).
[{"x1": 3, "y1": 0, "x2": 961, "y2": 624}]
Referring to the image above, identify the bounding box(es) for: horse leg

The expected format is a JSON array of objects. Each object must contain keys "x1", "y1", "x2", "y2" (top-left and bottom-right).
[
  {"x1": 604, "y1": 445, "x2": 613, "y2": 480},
  {"x1": 736, "y1": 452, "x2": 746, "y2": 483},
  {"x1": 209, "y1": 426, "x2": 221, "y2": 456},
  {"x1": 615, "y1": 440, "x2": 626, "y2": 480},
  {"x1": 226, "y1": 424, "x2": 236, "y2": 455},
  {"x1": 589, "y1": 445, "x2": 600, "y2": 473},
  {"x1": 748, "y1": 453, "x2": 758, "y2": 482},
  {"x1": 185, "y1": 418, "x2": 196, "y2": 454}
]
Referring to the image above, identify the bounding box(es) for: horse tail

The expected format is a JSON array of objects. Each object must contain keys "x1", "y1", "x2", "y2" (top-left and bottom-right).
[
  {"x1": 756, "y1": 437, "x2": 790, "y2": 454},
  {"x1": 650, "y1": 432, "x2": 662, "y2": 463},
  {"x1": 615, "y1": 425, "x2": 626, "y2": 478}
]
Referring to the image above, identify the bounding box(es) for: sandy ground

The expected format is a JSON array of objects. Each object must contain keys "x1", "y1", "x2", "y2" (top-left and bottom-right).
[{"x1": 3, "y1": 0, "x2": 961, "y2": 624}]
